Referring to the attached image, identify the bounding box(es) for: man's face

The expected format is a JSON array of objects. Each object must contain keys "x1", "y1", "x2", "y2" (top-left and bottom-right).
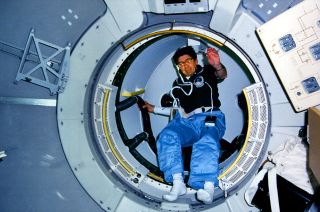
[{"x1": 177, "y1": 54, "x2": 198, "y2": 77}]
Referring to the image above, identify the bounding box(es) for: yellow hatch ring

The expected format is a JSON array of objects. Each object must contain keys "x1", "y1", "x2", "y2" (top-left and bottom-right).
[{"x1": 102, "y1": 28, "x2": 262, "y2": 184}]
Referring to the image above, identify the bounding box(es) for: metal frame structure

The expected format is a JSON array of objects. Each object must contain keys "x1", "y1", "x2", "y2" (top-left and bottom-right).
[{"x1": 15, "y1": 29, "x2": 70, "y2": 94}]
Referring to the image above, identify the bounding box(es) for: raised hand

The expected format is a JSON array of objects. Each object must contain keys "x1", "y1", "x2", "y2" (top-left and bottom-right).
[{"x1": 206, "y1": 48, "x2": 222, "y2": 70}]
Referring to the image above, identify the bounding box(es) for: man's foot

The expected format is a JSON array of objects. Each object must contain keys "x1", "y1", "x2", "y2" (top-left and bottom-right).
[
  {"x1": 197, "y1": 181, "x2": 214, "y2": 204},
  {"x1": 163, "y1": 179, "x2": 187, "y2": 201}
]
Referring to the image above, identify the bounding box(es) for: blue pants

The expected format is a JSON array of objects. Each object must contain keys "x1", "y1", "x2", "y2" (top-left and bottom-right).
[{"x1": 157, "y1": 110, "x2": 226, "y2": 189}]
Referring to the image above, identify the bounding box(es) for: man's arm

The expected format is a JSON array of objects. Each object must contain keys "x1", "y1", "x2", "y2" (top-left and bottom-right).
[
  {"x1": 206, "y1": 48, "x2": 227, "y2": 80},
  {"x1": 142, "y1": 101, "x2": 171, "y2": 116}
]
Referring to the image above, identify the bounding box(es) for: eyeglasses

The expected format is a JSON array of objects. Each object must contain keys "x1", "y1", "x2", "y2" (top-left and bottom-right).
[{"x1": 177, "y1": 57, "x2": 194, "y2": 67}]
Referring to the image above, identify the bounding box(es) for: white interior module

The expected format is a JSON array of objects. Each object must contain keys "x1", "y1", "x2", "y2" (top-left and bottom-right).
[{"x1": 2, "y1": 0, "x2": 318, "y2": 212}]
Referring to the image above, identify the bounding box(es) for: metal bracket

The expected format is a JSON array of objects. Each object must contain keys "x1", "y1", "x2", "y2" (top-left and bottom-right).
[
  {"x1": 15, "y1": 29, "x2": 70, "y2": 95},
  {"x1": 219, "y1": 178, "x2": 233, "y2": 197}
]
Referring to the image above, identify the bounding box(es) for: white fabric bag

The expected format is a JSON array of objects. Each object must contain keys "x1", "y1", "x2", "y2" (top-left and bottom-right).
[{"x1": 245, "y1": 135, "x2": 315, "y2": 212}]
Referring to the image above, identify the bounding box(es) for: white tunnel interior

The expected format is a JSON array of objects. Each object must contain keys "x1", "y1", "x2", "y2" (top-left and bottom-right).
[{"x1": 116, "y1": 32, "x2": 261, "y2": 168}]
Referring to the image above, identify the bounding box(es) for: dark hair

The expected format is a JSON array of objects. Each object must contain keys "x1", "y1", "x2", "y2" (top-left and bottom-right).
[{"x1": 172, "y1": 46, "x2": 197, "y2": 64}]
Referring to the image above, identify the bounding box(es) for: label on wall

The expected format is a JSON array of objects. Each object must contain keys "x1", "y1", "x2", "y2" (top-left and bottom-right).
[{"x1": 257, "y1": 0, "x2": 320, "y2": 112}]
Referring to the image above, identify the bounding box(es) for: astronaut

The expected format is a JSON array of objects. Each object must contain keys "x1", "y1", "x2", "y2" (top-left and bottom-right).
[{"x1": 143, "y1": 46, "x2": 227, "y2": 204}]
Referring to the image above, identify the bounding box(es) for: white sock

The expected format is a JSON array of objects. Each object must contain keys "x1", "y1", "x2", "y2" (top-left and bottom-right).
[
  {"x1": 197, "y1": 181, "x2": 215, "y2": 204},
  {"x1": 163, "y1": 173, "x2": 187, "y2": 201},
  {"x1": 173, "y1": 172, "x2": 183, "y2": 181}
]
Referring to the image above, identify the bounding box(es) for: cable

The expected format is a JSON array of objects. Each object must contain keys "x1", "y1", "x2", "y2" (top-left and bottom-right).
[
  {"x1": 169, "y1": 67, "x2": 214, "y2": 112},
  {"x1": 169, "y1": 66, "x2": 194, "y2": 107},
  {"x1": 205, "y1": 81, "x2": 214, "y2": 112}
]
